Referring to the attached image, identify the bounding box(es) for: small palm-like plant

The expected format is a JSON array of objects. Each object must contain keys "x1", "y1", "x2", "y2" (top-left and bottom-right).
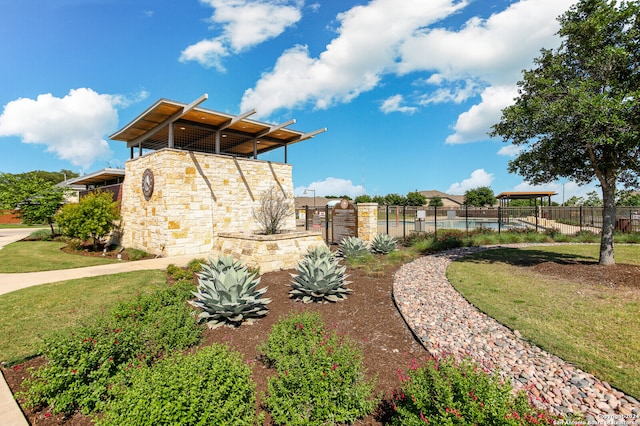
[
  {"x1": 370, "y1": 234, "x2": 397, "y2": 255},
  {"x1": 190, "y1": 255, "x2": 271, "y2": 328},
  {"x1": 290, "y1": 246, "x2": 351, "y2": 303},
  {"x1": 337, "y1": 236, "x2": 369, "y2": 258}
]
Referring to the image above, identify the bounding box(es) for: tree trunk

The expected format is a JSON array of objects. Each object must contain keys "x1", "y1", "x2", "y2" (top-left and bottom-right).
[{"x1": 599, "y1": 182, "x2": 616, "y2": 265}]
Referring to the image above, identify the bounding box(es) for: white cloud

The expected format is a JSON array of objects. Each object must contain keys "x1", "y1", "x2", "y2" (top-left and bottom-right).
[
  {"x1": 0, "y1": 88, "x2": 140, "y2": 170},
  {"x1": 294, "y1": 177, "x2": 365, "y2": 198},
  {"x1": 446, "y1": 168, "x2": 494, "y2": 194},
  {"x1": 242, "y1": 0, "x2": 576, "y2": 142},
  {"x1": 418, "y1": 79, "x2": 480, "y2": 105},
  {"x1": 380, "y1": 94, "x2": 417, "y2": 114},
  {"x1": 512, "y1": 180, "x2": 598, "y2": 204},
  {"x1": 242, "y1": 0, "x2": 466, "y2": 117},
  {"x1": 180, "y1": 0, "x2": 303, "y2": 70},
  {"x1": 497, "y1": 144, "x2": 523, "y2": 157},
  {"x1": 446, "y1": 85, "x2": 517, "y2": 144}
]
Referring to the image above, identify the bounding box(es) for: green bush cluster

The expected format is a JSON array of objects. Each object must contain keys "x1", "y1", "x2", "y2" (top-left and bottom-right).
[
  {"x1": 405, "y1": 228, "x2": 640, "y2": 253},
  {"x1": 20, "y1": 282, "x2": 202, "y2": 415},
  {"x1": 98, "y1": 344, "x2": 259, "y2": 426},
  {"x1": 260, "y1": 311, "x2": 378, "y2": 425},
  {"x1": 55, "y1": 191, "x2": 120, "y2": 250},
  {"x1": 390, "y1": 355, "x2": 558, "y2": 425}
]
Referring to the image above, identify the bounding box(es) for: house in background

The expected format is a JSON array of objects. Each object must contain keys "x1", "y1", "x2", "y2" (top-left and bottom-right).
[{"x1": 419, "y1": 190, "x2": 465, "y2": 207}]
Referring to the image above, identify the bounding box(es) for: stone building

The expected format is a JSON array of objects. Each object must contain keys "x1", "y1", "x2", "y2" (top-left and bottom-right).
[{"x1": 110, "y1": 94, "x2": 326, "y2": 271}]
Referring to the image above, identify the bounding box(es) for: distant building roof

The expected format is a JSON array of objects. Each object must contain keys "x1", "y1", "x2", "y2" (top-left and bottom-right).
[
  {"x1": 63, "y1": 168, "x2": 125, "y2": 188},
  {"x1": 496, "y1": 191, "x2": 556, "y2": 200},
  {"x1": 419, "y1": 190, "x2": 464, "y2": 206}
]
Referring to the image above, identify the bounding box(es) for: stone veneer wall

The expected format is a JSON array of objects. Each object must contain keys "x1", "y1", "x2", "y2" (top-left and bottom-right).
[
  {"x1": 215, "y1": 231, "x2": 325, "y2": 273},
  {"x1": 121, "y1": 149, "x2": 296, "y2": 256},
  {"x1": 357, "y1": 203, "x2": 378, "y2": 242}
]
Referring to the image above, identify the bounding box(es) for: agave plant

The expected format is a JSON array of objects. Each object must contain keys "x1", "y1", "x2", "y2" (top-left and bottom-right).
[
  {"x1": 303, "y1": 244, "x2": 335, "y2": 262},
  {"x1": 337, "y1": 236, "x2": 369, "y2": 258},
  {"x1": 290, "y1": 247, "x2": 351, "y2": 303},
  {"x1": 370, "y1": 234, "x2": 397, "y2": 255},
  {"x1": 190, "y1": 255, "x2": 271, "y2": 328}
]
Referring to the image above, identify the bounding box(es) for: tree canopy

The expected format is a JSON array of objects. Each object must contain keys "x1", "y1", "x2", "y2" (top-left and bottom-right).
[
  {"x1": 463, "y1": 187, "x2": 496, "y2": 207},
  {"x1": 491, "y1": 0, "x2": 640, "y2": 265},
  {"x1": 0, "y1": 172, "x2": 68, "y2": 234},
  {"x1": 428, "y1": 196, "x2": 444, "y2": 207}
]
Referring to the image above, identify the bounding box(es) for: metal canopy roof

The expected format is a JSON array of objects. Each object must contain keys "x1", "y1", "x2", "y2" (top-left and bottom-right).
[
  {"x1": 496, "y1": 191, "x2": 557, "y2": 200},
  {"x1": 63, "y1": 168, "x2": 125, "y2": 188},
  {"x1": 110, "y1": 94, "x2": 326, "y2": 159}
]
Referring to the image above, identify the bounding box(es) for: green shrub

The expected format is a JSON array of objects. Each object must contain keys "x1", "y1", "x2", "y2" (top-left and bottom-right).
[
  {"x1": 166, "y1": 263, "x2": 195, "y2": 282},
  {"x1": 573, "y1": 230, "x2": 599, "y2": 243},
  {"x1": 616, "y1": 231, "x2": 640, "y2": 244},
  {"x1": 20, "y1": 282, "x2": 201, "y2": 415},
  {"x1": 27, "y1": 228, "x2": 54, "y2": 241},
  {"x1": 125, "y1": 248, "x2": 149, "y2": 261},
  {"x1": 187, "y1": 258, "x2": 205, "y2": 273},
  {"x1": 261, "y1": 312, "x2": 378, "y2": 425},
  {"x1": 98, "y1": 344, "x2": 259, "y2": 426},
  {"x1": 55, "y1": 191, "x2": 120, "y2": 250},
  {"x1": 433, "y1": 230, "x2": 466, "y2": 251},
  {"x1": 390, "y1": 355, "x2": 558, "y2": 425}
]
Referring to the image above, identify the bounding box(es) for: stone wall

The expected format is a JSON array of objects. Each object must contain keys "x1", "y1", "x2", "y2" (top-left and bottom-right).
[
  {"x1": 121, "y1": 149, "x2": 295, "y2": 256},
  {"x1": 215, "y1": 231, "x2": 325, "y2": 273},
  {"x1": 356, "y1": 203, "x2": 378, "y2": 242}
]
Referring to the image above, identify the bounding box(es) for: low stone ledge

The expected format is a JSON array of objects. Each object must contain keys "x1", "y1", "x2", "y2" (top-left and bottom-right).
[{"x1": 214, "y1": 231, "x2": 325, "y2": 273}]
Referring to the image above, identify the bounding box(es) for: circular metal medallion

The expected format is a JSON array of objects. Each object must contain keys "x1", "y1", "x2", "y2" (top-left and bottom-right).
[{"x1": 142, "y1": 168, "x2": 154, "y2": 200}]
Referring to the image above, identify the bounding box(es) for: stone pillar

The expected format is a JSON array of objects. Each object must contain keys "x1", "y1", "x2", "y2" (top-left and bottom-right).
[{"x1": 357, "y1": 203, "x2": 378, "y2": 242}]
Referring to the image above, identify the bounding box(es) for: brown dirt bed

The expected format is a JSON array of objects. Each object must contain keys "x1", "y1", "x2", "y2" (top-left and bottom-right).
[{"x1": 3, "y1": 253, "x2": 639, "y2": 425}]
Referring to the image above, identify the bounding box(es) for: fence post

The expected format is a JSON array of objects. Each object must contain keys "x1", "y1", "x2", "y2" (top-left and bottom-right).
[
  {"x1": 403, "y1": 205, "x2": 406, "y2": 240},
  {"x1": 434, "y1": 206, "x2": 438, "y2": 239},
  {"x1": 325, "y1": 204, "x2": 330, "y2": 245},
  {"x1": 305, "y1": 206, "x2": 310, "y2": 231},
  {"x1": 465, "y1": 205, "x2": 469, "y2": 234},
  {"x1": 498, "y1": 206, "x2": 502, "y2": 234},
  {"x1": 580, "y1": 206, "x2": 583, "y2": 232},
  {"x1": 386, "y1": 204, "x2": 389, "y2": 236}
]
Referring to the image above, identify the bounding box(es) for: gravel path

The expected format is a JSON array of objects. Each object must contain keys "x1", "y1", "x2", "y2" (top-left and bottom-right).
[{"x1": 393, "y1": 247, "x2": 640, "y2": 425}]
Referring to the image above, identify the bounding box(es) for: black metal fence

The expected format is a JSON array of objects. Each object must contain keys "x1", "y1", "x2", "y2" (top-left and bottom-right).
[
  {"x1": 296, "y1": 205, "x2": 640, "y2": 243},
  {"x1": 377, "y1": 205, "x2": 640, "y2": 239},
  {"x1": 299, "y1": 205, "x2": 334, "y2": 244}
]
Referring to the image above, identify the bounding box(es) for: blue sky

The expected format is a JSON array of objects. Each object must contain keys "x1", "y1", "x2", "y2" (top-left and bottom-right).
[{"x1": 0, "y1": 0, "x2": 593, "y2": 202}]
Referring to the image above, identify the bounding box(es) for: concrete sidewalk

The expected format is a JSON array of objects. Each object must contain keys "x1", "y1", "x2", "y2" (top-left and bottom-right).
[
  {"x1": 0, "y1": 229, "x2": 203, "y2": 425},
  {"x1": 0, "y1": 254, "x2": 200, "y2": 296}
]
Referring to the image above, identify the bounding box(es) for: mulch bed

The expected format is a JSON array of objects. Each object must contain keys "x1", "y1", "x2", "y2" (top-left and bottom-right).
[
  {"x1": 3, "y1": 261, "x2": 428, "y2": 425},
  {"x1": 4, "y1": 251, "x2": 638, "y2": 425}
]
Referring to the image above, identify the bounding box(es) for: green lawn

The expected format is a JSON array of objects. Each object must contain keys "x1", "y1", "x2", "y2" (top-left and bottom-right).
[
  {"x1": 0, "y1": 224, "x2": 47, "y2": 229},
  {"x1": 447, "y1": 244, "x2": 640, "y2": 399},
  {"x1": 0, "y1": 241, "x2": 119, "y2": 272},
  {"x1": 0, "y1": 270, "x2": 168, "y2": 364}
]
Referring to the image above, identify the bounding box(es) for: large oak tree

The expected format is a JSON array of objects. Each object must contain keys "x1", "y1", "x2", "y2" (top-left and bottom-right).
[{"x1": 491, "y1": 0, "x2": 640, "y2": 265}]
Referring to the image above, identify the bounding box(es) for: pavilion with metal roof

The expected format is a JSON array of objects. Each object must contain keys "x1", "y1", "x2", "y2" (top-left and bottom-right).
[
  {"x1": 110, "y1": 94, "x2": 326, "y2": 163},
  {"x1": 496, "y1": 191, "x2": 557, "y2": 207}
]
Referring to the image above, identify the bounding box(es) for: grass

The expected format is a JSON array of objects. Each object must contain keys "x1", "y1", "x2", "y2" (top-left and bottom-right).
[
  {"x1": 0, "y1": 224, "x2": 47, "y2": 229},
  {"x1": 0, "y1": 270, "x2": 168, "y2": 364},
  {"x1": 0, "y1": 241, "x2": 119, "y2": 272},
  {"x1": 446, "y1": 244, "x2": 640, "y2": 399}
]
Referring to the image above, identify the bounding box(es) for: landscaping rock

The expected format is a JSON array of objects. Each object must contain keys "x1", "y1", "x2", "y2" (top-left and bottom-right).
[{"x1": 393, "y1": 246, "x2": 640, "y2": 421}]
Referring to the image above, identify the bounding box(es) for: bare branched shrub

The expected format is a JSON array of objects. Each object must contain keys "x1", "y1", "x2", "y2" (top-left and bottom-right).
[{"x1": 253, "y1": 186, "x2": 293, "y2": 235}]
